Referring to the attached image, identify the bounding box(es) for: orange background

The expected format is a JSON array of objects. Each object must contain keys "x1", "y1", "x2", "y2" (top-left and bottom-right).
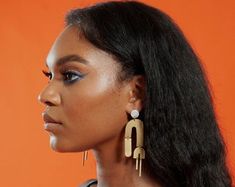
[{"x1": 0, "y1": 0, "x2": 234, "y2": 186}]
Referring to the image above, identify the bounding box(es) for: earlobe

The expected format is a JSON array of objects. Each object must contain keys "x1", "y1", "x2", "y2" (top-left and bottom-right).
[
  {"x1": 125, "y1": 75, "x2": 146, "y2": 114},
  {"x1": 125, "y1": 95, "x2": 143, "y2": 114},
  {"x1": 126, "y1": 90, "x2": 144, "y2": 114}
]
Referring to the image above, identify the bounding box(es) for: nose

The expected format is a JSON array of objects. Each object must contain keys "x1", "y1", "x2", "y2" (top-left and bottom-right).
[{"x1": 38, "y1": 84, "x2": 61, "y2": 106}]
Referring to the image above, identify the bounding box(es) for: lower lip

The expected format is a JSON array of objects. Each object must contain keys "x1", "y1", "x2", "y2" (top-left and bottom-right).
[{"x1": 44, "y1": 123, "x2": 63, "y2": 133}]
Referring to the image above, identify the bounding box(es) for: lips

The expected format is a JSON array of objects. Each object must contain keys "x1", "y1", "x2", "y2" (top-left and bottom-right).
[{"x1": 42, "y1": 113, "x2": 62, "y2": 124}]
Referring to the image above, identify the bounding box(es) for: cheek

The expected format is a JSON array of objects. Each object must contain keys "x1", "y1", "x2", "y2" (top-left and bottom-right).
[{"x1": 61, "y1": 75, "x2": 128, "y2": 148}]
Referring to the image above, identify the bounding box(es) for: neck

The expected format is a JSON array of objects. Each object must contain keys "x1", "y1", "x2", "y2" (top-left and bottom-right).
[{"x1": 91, "y1": 128, "x2": 161, "y2": 187}]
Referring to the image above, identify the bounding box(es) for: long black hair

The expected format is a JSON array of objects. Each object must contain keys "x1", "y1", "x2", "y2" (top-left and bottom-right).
[{"x1": 65, "y1": 1, "x2": 232, "y2": 186}]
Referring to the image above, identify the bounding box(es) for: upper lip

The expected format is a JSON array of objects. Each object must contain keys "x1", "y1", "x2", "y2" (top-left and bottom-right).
[{"x1": 42, "y1": 113, "x2": 62, "y2": 124}]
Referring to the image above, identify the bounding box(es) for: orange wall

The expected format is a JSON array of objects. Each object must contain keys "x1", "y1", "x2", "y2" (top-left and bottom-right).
[{"x1": 0, "y1": 0, "x2": 234, "y2": 186}]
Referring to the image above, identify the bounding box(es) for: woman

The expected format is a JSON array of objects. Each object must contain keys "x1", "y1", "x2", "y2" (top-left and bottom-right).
[{"x1": 38, "y1": 1, "x2": 232, "y2": 187}]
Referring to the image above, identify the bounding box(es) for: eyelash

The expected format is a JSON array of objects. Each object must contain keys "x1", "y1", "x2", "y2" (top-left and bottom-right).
[
  {"x1": 42, "y1": 70, "x2": 84, "y2": 84},
  {"x1": 42, "y1": 70, "x2": 52, "y2": 81}
]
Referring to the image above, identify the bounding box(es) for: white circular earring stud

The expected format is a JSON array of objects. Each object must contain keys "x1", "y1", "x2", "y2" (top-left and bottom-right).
[{"x1": 131, "y1": 109, "x2": 139, "y2": 119}]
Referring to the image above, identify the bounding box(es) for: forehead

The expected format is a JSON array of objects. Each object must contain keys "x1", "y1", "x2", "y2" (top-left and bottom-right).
[
  {"x1": 46, "y1": 26, "x2": 91, "y2": 67},
  {"x1": 46, "y1": 25, "x2": 121, "y2": 80}
]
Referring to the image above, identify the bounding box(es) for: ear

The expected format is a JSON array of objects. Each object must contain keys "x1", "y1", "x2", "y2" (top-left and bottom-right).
[{"x1": 125, "y1": 75, "x2": 146, "y2": 115}]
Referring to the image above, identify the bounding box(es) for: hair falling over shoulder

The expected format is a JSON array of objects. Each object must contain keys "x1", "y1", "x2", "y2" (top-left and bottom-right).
[{"x1": 65, "y1": 1, "x2": 232, "y2": 186}]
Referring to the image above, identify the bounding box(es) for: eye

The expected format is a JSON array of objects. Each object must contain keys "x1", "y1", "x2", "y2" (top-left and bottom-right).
[
  {"x1": 42, "y1": 70, "x2": 52, "y2": 80},
  {"x1": 62, "y1": 70, "x2": 84, "y2": 83}
]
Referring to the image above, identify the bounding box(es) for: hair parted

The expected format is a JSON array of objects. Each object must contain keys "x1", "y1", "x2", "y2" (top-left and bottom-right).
[{"x1": 65, "y1": 1, "x2": 232, "y2": 186}]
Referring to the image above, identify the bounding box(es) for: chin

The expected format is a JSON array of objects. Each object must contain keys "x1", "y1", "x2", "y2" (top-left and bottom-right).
[
  {"x1": 49, "y1": 135, "x2": 84, "y2": 153},
  {"x1": 50, "y1": 135, "x2": 70, "y2": 153}
]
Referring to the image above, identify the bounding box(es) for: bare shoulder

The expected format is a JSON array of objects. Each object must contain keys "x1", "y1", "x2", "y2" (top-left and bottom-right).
[{"x1": 78, "y1": 179, "x2": 98, "y2": 187}]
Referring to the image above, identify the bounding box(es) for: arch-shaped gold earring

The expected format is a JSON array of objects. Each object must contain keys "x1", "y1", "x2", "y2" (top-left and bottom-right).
[
  {"x1": 124, "y1": 109, "x2": 145, "y2": 177},
  {"x1": 82, "y1": 150, "x2": 88, "y2": 166}
]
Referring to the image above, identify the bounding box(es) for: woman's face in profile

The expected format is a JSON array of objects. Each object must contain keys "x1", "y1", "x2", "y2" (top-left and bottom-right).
[{"x1": 38, "y1": 26, "x2": 129, "y2": 152}]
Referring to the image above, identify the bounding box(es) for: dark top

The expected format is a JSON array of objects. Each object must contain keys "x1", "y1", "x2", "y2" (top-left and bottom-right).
[
  {"x1": 79, "y1": 179, "x2": 97, "y2": 187},
  {"x1": 86, "y1": 179, "x2": 97, "y2": 187}
]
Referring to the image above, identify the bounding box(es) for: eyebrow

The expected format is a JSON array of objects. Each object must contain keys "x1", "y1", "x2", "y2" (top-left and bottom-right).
[{"x1": 45, "y1": 54, "x2": 89, "y2": 67}]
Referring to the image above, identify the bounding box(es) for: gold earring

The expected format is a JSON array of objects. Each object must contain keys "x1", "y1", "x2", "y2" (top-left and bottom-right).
[
  {"x1": 124, "y1": 109, "x2": 145, "y2": 177},
  {"x1": 82, "y1": 150, "x2": 88, "y2": 166}
]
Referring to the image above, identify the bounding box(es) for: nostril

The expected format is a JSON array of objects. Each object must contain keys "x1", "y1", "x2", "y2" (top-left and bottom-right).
[{"x1": 45, "y1": 101, "x2": 54, "y2": 106}]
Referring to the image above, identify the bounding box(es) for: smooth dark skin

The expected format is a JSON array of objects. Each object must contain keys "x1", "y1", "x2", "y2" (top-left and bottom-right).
[{"x1": 38, "y1": 26, "x2": 161, "y2": 187}]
